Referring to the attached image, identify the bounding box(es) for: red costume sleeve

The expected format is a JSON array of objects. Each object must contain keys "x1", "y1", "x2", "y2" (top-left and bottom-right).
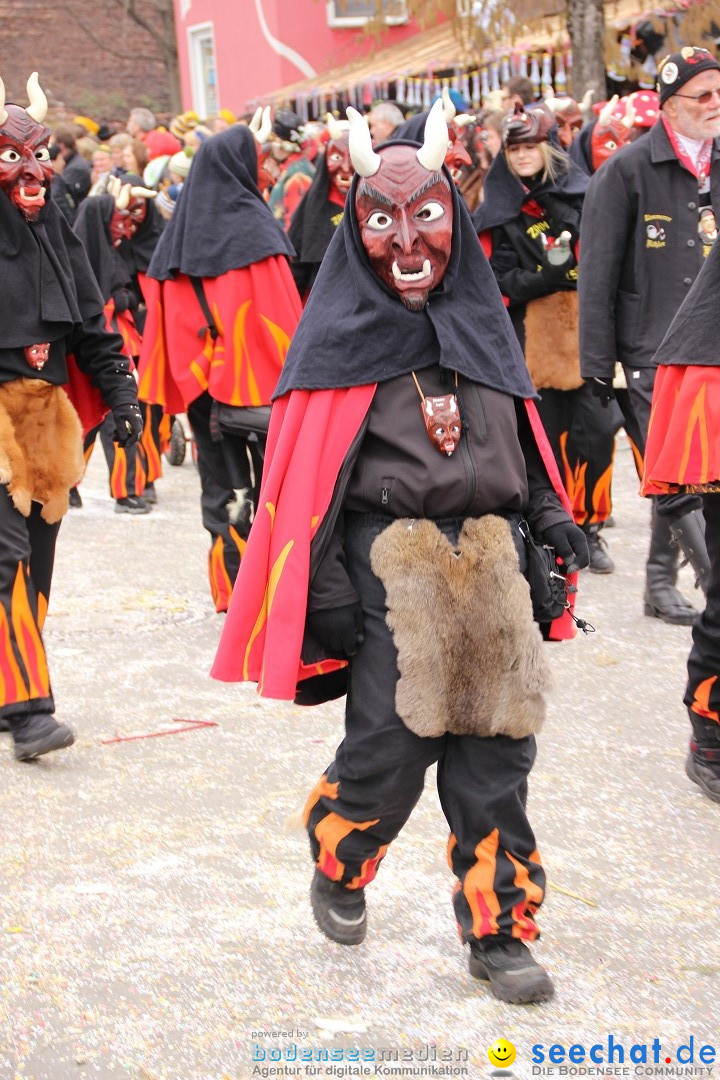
[{"x1": 64, "y1": 355, "x2": 109, "y2": 436}]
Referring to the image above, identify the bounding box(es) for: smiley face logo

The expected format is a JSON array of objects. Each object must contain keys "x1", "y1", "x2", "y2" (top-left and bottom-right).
[{"x1": 488, "y1": 1040, "x2": 516, "y2": 1068}]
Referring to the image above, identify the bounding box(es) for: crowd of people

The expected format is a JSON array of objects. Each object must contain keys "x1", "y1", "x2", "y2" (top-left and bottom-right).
[{"x1": 3, "y1": 49, "x2": 720, "y2": 1007}]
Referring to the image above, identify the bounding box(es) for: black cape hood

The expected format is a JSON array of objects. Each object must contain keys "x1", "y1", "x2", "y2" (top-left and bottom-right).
[
  {"x1": 288, "y1": 151, "x2": 345, "y2": 265},
  {"x1": 0, "y1": 185, "x2": 104, "y2": 348},
  {"x1": 148, "y1": 125, "x2": 294, "y2": 281},
  {"x1": 473, "y1": 147, "x2": 589, "y2": 233},
  {"x1": 655, "y1": 236, "x2": 720, "y2": 367},
  {"x1": 72, "y1": 194, "x2": 132, "y2": 301},
  {"x1": 274, "y1": 148, "x2": 536, "y2": 400}
]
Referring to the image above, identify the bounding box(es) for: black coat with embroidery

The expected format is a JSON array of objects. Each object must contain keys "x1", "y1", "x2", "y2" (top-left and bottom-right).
[{"x1": 579, "y1": 119, "x2": 720, "y2": 379}]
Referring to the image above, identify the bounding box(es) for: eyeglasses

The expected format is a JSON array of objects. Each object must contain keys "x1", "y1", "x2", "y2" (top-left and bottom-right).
[{"x1": 674, "y1": 88, "x2": 720, "y2": 104}]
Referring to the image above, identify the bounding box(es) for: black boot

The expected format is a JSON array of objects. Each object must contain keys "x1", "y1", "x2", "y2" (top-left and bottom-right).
[
  {"x1": 644, "y1": 509, "x2": 697, "y2": 625},
  {"x1": 686, "y1": 710, "x2": 720, "y2": 803},
  {"x1": 669, "y1": 508, "x2": 711, "y2": 594},
  {"x1": 583, "y1": 524, "x2": 614, "y2": 574},
  {"x1": 469, "y1": 935, "x2": 554, "y2": 1004},
  {"x1": 9, "y1": 713, "x2": 75, "y2": 761},
  {"x1": 310, "y1": 868, "x2": 366, "y2": 945}
]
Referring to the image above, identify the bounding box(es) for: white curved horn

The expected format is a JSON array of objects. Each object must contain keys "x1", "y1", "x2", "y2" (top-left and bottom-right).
[
  {"x1": 26, "y1": 71, "x2": 48, "y2": 124},
  {"x1": 256, "y1": 105, "x2": 272, "y2": 144},
  {"x1": 346, "y1": 105, "x2": 380, "y2": 177},
  {"x1": 454, "y1": 113, "x2": 476, "y2": 128},
  {"x1": 325, "y1": 111, "x2": 349, "y2": 141},
  {"x1": 416, "y1": 98, "x2": 448, "y2": 173},
  {"x1": 248, "y1": 106, "x2": 262, "y2": 134},
  {"x1": 598, "y1": 94, "x2": 619, "y2": 127},
  {"x1": 441, "y1": 86, "x2": 456, "y2": 122},
  {"x1": 129, "y1": 186, "x2": 158, "y2": 199},
  {"x1": 622, "y1": 96, "x2": 636, "y2": 130},
  {"x1": 0, "y1": 75, "x2": 7, "y2": 126},
  {"x1": 115, "y1": 182, "x2": 131, "y2": 210}
]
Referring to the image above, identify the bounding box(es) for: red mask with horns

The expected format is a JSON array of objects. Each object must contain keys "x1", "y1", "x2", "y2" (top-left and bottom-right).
[
  {"x1": 350, "y1": 100, "x2": 454, "y2": 312},
  {"x1": 0, "y1": 72, "x2": 52, "y2": 222}
]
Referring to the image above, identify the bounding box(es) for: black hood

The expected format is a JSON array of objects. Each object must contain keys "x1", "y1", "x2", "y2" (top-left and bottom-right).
[
  {"x1": 0, "y1": 185, "x2": 104, "y2": 348},
  {"x1": 274, "y1": 144, "x2": 535, "y2": 400},
  {"x1": 655, "y1": 236, "x2": 720, "y2": 367},
  {"x1": 288, "y1": 151, "x2": 346, "y2": 265},
  {"x1": 473, "y1": 146, "x2": 589, "y2": 233},
  {"x1": 72, "y1": 194, "x2": 132, "y2": 301},
  {"x1": 148, "y1": 125, "x2": 294, "y2": 281}
]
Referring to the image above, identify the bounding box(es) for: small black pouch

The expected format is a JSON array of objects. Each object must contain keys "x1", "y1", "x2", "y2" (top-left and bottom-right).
[
  {"x1": 517, "y1": 518, "x2": 570, "y2": 624},
  {"x1": 213, "y1": 402, "x2": 271, "y2": 437}
]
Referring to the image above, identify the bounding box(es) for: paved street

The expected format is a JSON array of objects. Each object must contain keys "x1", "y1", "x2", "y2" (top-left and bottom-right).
[{"x1": 1, "y1": 438, "x2": 719, "y2": 1080}]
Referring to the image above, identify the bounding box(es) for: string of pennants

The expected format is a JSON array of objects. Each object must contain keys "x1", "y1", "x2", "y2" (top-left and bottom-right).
[{"x1": 263, "y1": 49, "x2": 576, "y2": 121}]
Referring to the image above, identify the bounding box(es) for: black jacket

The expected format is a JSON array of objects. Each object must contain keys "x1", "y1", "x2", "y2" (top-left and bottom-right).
[{"x1": 579, "y1": 119, "x2": 720, "y2": 379}]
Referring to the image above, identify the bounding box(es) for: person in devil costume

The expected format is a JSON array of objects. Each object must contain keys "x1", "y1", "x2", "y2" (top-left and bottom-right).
[
  {"x1": 0, "y1": 73, "x2": 143, "y2": 760},
  {"x1": 212, "y1": 102, "x2": 589, "y2": 1004},
  {"x1": 288, "y1": 113, "x2": 354, "y2": 302},
  {"x1": 643, "y1": 238, "x2": 720, "y2": 803},
  {"x1": 72, "y1": 178, "x2": 159, "y2": 513},
  {"x1": 138, "y1": 121, "x2": 301, "y2": 612}
]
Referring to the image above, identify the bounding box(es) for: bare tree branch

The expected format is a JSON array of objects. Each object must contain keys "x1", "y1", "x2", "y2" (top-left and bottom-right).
[{"x1": 62, "y1": 2, "x2": 164, "y2": 64}]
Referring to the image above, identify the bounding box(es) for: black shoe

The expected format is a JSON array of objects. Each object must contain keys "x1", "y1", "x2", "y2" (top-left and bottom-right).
[
  {"x1": 143, "y1": 483, "x2": 157, "y2": 505},
  {"x1": 643, "y1": 588, "x2": 697, "y2": 625},
  {"x1": 310, "y1": 869, "x2": 366, "y2": 945},
  {"x1": 11, "y1": 714, "x2": 75, "y2": 761},
  {"x1": 584, "y1": 526, "x2": 614, "y2": 574},
  {"x1": 0, "y1": 716, "x2": 9, "y2": 732},
  {"x1": 68, "y1": 487, "x2": 83, "y2": 509},
  {"x1": 114, "y1": 495, "x2": 151, "y2": 515},
  {"x1": 468, "y1": 936, "x2": 554, "y2": 1004},
  {"x1": 686, "y1": 741, "x2": 720, "y2": 803},
  {"x1": 603, "y1": 515, "x2": 616, "y2": 529}
]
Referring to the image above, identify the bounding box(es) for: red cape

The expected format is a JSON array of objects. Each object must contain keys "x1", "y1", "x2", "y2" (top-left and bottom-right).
[
  {"x1": 643, "y1": 364, "x2": 720, "y2": 495},
  {"x1": 211, "y1": 388, "x2": 577, "y2": 701},
  {"x1": 137, "y1": 256, "x2": 302, "y2": 412}
]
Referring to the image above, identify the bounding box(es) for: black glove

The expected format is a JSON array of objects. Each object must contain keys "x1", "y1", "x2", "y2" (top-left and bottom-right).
[
  {"x1": 307, "y1": 603, "x2": 364, "y2": 658},
  {"x1": 542, "y1": 521, "x2": 589, "y2": 574},
  {"x1": 111, "y1": 288, "x2": 131, "y2": 314},
  {"x1": 590, "y1": 377, "x2": 616, "y2": 408},
  {"x1": 111, "y1": 402, "x2": 144, "y2": 448}
]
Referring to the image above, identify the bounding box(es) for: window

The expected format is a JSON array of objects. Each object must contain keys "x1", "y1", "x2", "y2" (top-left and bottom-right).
[
  {"x1": 187, "y1": 22, "x2": 219, "y2": 118},
  {"x1": 326, "y1": 0, "x2": 408, "y2": 28}
]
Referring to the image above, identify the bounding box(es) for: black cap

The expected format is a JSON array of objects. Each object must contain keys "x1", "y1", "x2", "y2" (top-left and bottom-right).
[{"x1": 657, "y1": 47, "x2": 720, "y2": 106}]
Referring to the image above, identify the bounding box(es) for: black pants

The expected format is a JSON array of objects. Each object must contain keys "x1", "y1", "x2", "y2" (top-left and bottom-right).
[
  {"x1": 187, "y1": 392, "x2": 264, "y2": 612},
  {"x1": 686, "y1": 495, "x2": 720, "y2": 727},
  {"x1": 0, "y1": 486, "x2": 58, "y2": 719},
  {"x1": 304, "y1": 516, "x2": 545, "y2": 943}
]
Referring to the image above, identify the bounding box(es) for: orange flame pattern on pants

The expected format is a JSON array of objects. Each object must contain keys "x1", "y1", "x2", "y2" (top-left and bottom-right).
[
  {"x1": 208, "y1": 527, "x2": 247, "y2": 613},
  {"x1": 449, "y1": 828, "x2": 543, "y2": 941},
  {"x1": 0, "y1": 565, "x2": 50, "y2": 708},
  {"x1": 689, "y1": 676, "x2": 720, "y2": 723}
]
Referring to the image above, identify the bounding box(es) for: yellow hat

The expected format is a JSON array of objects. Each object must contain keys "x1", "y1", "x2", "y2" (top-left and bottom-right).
[
  {"x1": 219, "y1": 108, "x2": 237, "y2": 125},
  {"x1": 73, "y1": 115, "x2": 100, "y2": 136}
]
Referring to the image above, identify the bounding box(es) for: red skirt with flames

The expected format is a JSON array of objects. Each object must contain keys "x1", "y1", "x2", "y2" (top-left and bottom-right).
[{"x1": 642, "y1": 364, "x2": 720, "y2": 496}]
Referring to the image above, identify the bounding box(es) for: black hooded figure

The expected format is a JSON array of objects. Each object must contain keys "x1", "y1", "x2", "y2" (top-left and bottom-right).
[
  {"x1": 73, "y1": 194, "x2": 152, "y2": 513},
  {"x1": 474, "y1": 118, "x2": 626, "y2": 571},
  {"x1": 0, "y1": 74, "x2": 143, "y2": 762},
  {"x1": 213, "y1": 109, "x2": 589, "y2": 1005}
]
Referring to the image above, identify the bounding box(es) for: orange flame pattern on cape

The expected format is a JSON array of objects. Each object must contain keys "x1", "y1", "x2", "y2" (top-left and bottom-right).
[{"x1": 643, "y1": 366, "x2": 720, "y2": 495}]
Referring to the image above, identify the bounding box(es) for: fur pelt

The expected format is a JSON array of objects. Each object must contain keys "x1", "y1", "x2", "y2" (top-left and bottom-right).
[
  {"x1": 524, "y1": 290, "x2": 583, "y2": 390},
  {"x1": 0, "y1": 378, "x2": 84, "y2": 523},
  {"x1": 370, "y1": 515, "x2": 552, "y2": 740}
]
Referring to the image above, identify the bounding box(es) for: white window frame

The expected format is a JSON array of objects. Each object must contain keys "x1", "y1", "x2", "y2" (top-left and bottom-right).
[
  {"x1": 326, "y1": 0, "x2": 408, "y2": 28},
  {"x1": 187, "y1": 21, "x2": 219, "y2": 118}
]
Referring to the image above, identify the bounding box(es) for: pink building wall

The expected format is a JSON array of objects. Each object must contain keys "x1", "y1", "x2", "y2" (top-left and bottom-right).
[{"x1": 173, "y1": 0, "x2": 422, "y2": 115}]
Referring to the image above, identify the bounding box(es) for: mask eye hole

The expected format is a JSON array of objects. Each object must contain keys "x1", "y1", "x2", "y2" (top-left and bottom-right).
[
  {"x1": 35, "y1": 147, "x2": 50, "y2": 162},
  {"x1": 0, "y1": 148, "x2": 21, "y2": 163},
  {"x1": 328, "y1": 152, "x2": 343, "y2": 164},
  {"x1": 366, "y1": 210, "x2": 393, "y2": 231},
  {"x1": 415, "y1": 200, "x2": 445, "y2": 222},
  {"x1": 606, "y1": 140, "x2": 617, "y2": 151}
]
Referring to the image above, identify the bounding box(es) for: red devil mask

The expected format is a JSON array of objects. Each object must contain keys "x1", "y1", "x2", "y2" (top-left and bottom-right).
[
  {"x1": 24, "y1": 342, "x2": 50, "y2": 370},
  {"x1": 445, "y1": 121, "x2": 472, "y2": 183},
  {"x1": 0, "y1": 73, "x2": 52, "y2": 222},
  {"x1": 591, "y1": 96, "x2": 633, "y2": 171},
  {"x1": 350, "y1": 101, "x2": 453, "y2": 312},
  {"x1": 109, "y1": 197, "x2": 147, "y2": 245},
  {"x1": 326, "y1": 132, "x2": 353, "y2": 200}
]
